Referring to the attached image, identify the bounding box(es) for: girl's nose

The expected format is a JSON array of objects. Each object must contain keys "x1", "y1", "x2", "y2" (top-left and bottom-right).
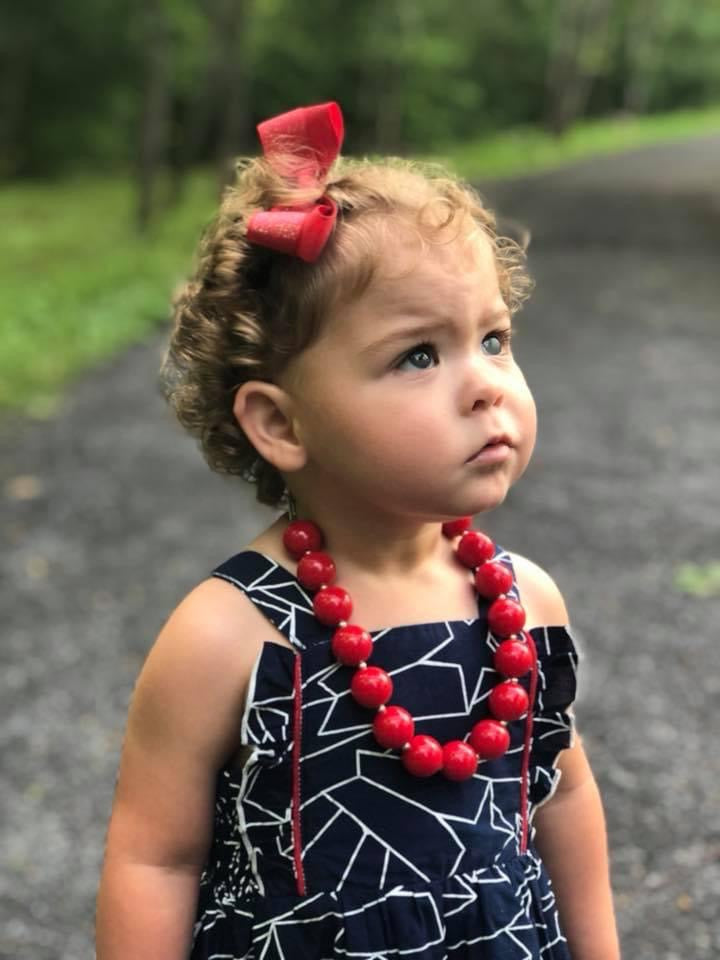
[{"x1": 466, "y1": 356, "x2": 505, "y2": 411}]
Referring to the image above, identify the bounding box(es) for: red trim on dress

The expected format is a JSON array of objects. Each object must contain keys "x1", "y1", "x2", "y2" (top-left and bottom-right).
[
  {"x1": 519, "y1": 631, "x2": 539, "y2": 854},
  {"x1": 292, "y1": 653, "x2": 307, "y2": 895}
]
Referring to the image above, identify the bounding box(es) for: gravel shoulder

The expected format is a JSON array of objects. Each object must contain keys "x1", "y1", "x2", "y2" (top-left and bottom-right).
[{"x1": 2, "y1": 134, "x2": 719, "y2": 959}]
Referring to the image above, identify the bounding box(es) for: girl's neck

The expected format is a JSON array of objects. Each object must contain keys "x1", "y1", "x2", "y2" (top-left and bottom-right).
[
  {"x1": 249, "y1": 502, "x2": 481, "y2": 631},
  {"x1": 264, "y1": 505, "x2": 454, "y2": 582}
]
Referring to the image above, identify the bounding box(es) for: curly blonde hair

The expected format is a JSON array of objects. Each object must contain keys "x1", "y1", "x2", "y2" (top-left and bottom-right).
[{"x1": 160, "y1": 156, "x2": 533, "y2": 509}]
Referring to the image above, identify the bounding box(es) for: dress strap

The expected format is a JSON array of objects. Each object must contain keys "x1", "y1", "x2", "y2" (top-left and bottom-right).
[
  {"x1": 211, "y1": 550, "x2": 324, "y2": 651},
  {"x1": 212, "y1": 549, "x2": 314, "y2": 894},
  {"x1": 291, "y1": 653, "x2": 307, "y2": 896},
  {"x1": 492, "y1": 543, "x2": 522, "y2": 603},
  {"x1": 490, "y1": 544, "x2": 537, "y2": 853}
]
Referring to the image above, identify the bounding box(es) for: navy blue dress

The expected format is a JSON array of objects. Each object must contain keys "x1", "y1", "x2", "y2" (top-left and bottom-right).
[{"x1": 191, "y1": 545, "x2": 578, "y2": 959}]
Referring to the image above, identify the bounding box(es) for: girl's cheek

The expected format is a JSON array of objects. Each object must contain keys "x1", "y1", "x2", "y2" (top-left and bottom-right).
[{"x1": 525, "y1": 396, "x2": 538, "y2": 443}]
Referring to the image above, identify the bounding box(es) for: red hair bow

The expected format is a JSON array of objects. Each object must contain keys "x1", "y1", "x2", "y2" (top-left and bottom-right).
[{"x1": 246, "y1": 101, "x2": 344, "y2": 262}]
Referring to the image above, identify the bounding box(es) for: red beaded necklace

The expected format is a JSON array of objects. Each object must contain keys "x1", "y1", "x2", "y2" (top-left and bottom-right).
[{"x1": 282, "y1": 514, "x2": 536, "y2": 782}]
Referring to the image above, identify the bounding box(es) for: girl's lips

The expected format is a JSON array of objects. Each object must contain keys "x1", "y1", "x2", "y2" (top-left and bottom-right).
[{"x1": 466, "y1": 441, "x2": 512, "y2": 464}]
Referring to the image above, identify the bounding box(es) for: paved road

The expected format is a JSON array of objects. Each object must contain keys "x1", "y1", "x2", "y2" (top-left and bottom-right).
[{"x1": 2, "y1": 134, "x2": 719, "y2": 959}]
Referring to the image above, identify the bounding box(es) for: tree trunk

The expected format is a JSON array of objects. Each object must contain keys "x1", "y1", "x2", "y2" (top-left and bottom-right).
[
  {"x1": 544, "y1": 0, "x2": 614, "y2": 136},
  {"x1": 0, "y1": 52, "x2": 29, "y2": 178},
  {"x1": 211, "y1": 0, "x2": 253, "y2": 194},
  {"x1": 622, "y1": 0, "x2": 672, "y2": 114},
  {"x1": 375, "y1": 63, "x2": 404, "y2": 153},
  {"x1": 372, "y1": 0, "x2": 419, "y2": 153},
  {"x1": 136, "y1": 2, "x2": 172, "y2": 232},
  {"x1": 0, "y1": 15, "x2": 31, "y2": 178},
  {"x1": 167, "y1": 83, "x2": 213, "y2": 207}
]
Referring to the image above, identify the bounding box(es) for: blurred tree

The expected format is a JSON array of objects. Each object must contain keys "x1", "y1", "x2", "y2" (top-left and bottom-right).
[
  {"x1": 0, "y1": 2, "x2": 33, "y2": 178},
  {"x1": 211, "y1": 0, "x2": 254, "y2": 190},
  {"x1": 621, "y1": 0, "x2": 674, "y2": 114},
  {"x1": 137, "y1": 1, "x2": 172, "y2": 230},
  {"x1": 2, "y1": 0, "x2": 719, "y2": 181},
  {"x1": 649, "y1": 0, "x2": 720, "y2": 107},
  {"x1": 165, "y1": 1, "x2": 214, "y2": 203},
  {"x1": 544, "y1": 0, "x2": 614, "y2": 135},
  {"x1": 0, "y1": 0, "x2": 142, "y2": 178},
  {"x1": 457, "y1": 0, "x2": 554, "y2": 131}
]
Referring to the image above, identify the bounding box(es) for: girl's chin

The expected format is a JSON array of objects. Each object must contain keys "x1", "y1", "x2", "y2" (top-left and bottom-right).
[{"x1": 464, "y1": 485, "x2": 512, "y2": 516}]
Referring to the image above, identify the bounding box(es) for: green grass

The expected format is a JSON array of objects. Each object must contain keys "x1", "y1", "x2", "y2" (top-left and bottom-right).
[
  {"x1": 433, "y1": 103, "x2": 720, "y2": 180},
  {"x1": 0, "y1": 172, "x2": 218, "y2": 415},
  {"x1": 673, "y1": 561, "x2": 720, "y2": 597},
  {"x1": 1, "y1": 104, "x2": 719, "y2": 414}
]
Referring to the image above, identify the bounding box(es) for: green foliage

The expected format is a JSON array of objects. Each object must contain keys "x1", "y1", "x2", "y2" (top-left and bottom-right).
[
  {"x1": 0, "y1": 170, "x2": 217, "y2": 413},
  {"x1": 2, "y1": 103, "x2": 718, "y2": 412},
  {"x1": 0, "y1": 0, "x2": 144, "y2": 176},
  {"x1": 674, "y1": 562, "x2": 720, "y2": 598},
  {"x1": 3, "y1": 0, "x2": 720, "y2": 177},
  {"x1": 439, "y1": 104, "x2": 720, "y2": 179}
]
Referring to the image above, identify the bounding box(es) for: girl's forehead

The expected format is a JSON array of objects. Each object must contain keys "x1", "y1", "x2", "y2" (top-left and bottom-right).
[
  {"x1": 378, "y1": 219, "x2": 493, "y2": 273},
  {"x1": 286, "y1": 230, "x2": 506, "y2": 382},
  {"x1": 345, "y1": 228, "x2": 501, "y2": 316}
]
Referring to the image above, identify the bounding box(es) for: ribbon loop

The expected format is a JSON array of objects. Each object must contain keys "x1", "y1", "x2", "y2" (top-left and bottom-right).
[
  {"x1": 257, "y1": 101, "x2": 344, "y2": 184},
  {"x1": 246, "y1": 200, "x2": 337, "y2": 263},
  {"x1": 246, "y1": 101, "x2": 344, "y2": 263}
]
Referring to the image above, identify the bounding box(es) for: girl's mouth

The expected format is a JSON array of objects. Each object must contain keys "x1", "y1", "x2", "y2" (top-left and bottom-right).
[{"x1": 466, "y1": 436, "x2": 513, "y2": 464}]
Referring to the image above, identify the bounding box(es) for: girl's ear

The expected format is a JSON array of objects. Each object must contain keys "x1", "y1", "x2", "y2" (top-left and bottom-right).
[{"x1": 232, "y1": 382, "x2": 307, "y2": 473}]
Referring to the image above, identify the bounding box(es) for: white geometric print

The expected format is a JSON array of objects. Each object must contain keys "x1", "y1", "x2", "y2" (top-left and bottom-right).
[{"x1": 192, "y1": 547, "x2": 578, "y2": 959}]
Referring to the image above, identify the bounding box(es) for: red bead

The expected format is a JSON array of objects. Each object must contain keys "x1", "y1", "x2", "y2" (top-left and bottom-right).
[
  {"x1": 331, "y1": 624, "x2": 373, "y2": 666},
  {"x1": 401, "y1": 735, "x2": 444, "y2": 777},
  {"x1": 351, "y1": 666, "x2": 393, "y2": 709},
  {"x1": 456, "y1": 530, "x2": 495, "y2": 568},
  {"x1": 283, "y1": 520, "x2": 323, "y2": 559},
  {"x1": 488, "y1": 681, "x2": 529, "y2": 721},
  {"x1": 442, "y1": 516, "x2": 473, "y2": 538},
  {"x1": 474, "y1": 561, "x2": 513, "y2": 598},
  {"x1": 442, "y1": 740, "x2": 478, "y2": 781},
  {"x1": 487, "y1": 596, "x2": 526, "y2": 636},
  {"x1": 469, "y1": 718, "x2": 510, "y2": 760},
  {"x1": 313, "y1": 586, "x2": 353, "y2": 625},
  {"x1": 373, "y1": 705, "x2": 414, "y2": 749},
  {"x1": 494, "y1": 638, "x2": 533, "y2": 678},
  {"x1": 297, "y1": 551, "x2": 336, "y2": 590}
]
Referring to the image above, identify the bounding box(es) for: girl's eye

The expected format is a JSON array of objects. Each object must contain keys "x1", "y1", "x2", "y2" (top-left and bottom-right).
[
  {"x1": 394, "y1": 341, "x2": 439, "y2": 371},
  {"x1": 394, "y1": 329, "x2": 513, "y2": 371},
  {"x1": 482, "y1": 329, "x2": 513, "y2": 356}
]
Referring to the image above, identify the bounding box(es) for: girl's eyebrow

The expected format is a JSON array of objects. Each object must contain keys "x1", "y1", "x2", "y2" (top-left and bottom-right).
[{"x1": 360, "y1": 309, "x2": 511, "y2": 356}]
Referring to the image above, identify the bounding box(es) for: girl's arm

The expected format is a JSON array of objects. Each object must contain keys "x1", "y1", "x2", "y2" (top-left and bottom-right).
[
  {"x1": 511, "y1": 553, "x2": 620, "y2": 960},
  {"x1": 96, "y1": 578, "x2": 264, "y2": 960},
  {"x1": 533, "y1": 738, "x2": 620, "y2": 960}
]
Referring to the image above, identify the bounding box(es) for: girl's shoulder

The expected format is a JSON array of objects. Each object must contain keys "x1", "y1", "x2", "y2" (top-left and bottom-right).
[
  {"x1": 506, "y1": 551, "x2": 570, "y2": 629},
  {"x1": 105, "y1": 577, "x2": 278, "y2": 873},
  {"x1": 135, "y1": 577, "x2": 288, "y2": 735},
  {"x1": 152, "y1": 574, "x2": 291, "y2": 675}
]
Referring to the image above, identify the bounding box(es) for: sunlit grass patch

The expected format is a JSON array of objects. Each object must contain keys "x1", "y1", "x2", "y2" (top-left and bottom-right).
[
  {"x1": 434, "y1": 104, "x2": 720, "y2": 179},
  {"x1": 2, "y1": 104, "x2": 719, "y2": 413},
  {"x1": 0, "y1": 172, "x2": 217, "y2": 414},
  {"x1": 673, "y1": 561, "x2": 720, "y2": 597}
]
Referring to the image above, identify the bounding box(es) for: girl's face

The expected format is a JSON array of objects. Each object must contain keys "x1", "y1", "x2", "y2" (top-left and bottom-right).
[{"x1": 282, "y1": 227, "x2": 537, "y2": 522}]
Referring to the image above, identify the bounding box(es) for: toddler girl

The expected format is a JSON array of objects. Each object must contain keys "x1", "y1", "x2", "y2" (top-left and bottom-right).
[{"x1": 96, "y1": 102, "x2": 619, "y2": 959}]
